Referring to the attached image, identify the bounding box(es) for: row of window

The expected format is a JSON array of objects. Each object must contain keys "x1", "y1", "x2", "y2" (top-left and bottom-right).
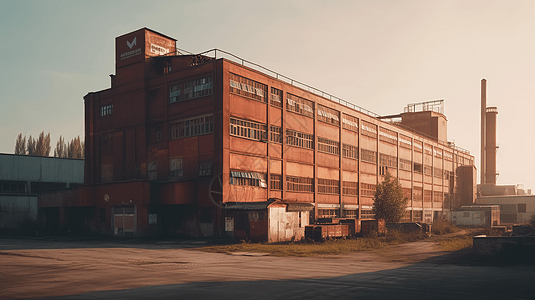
[
  {"x1": 229, "y1": 73, "x2": 267, "y2": 103},
  {"x1": 169, "y1": 114, "x2": 213, "y2": 140},
  {"x1": 317, "y1": 137, "x2": 339, "y2": 155},
  {"x1": 169, "y1": 76, "x2": 213, "y2": 103},
  {"x1": 230, "y1": 118, "x2": 267, "y2": 141},
  {"x1": 166, "y1": 158, "x2": 213, "y2": 179}
]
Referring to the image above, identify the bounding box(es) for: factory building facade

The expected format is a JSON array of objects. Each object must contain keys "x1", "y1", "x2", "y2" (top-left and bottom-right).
[{"x1": 75, "y1": 28, "x2": 477, "y2": 239}]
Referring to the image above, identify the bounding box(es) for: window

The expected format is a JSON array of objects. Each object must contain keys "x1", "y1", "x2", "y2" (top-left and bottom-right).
[
  {"x1": 286, "y1": 93, "x2": 314, "y2": 118},
  {"x1": 230, "y1": 171, "x2": 267, "y2": 188},
  {"x1": 318, "y1": 178, "x2": 340, "y2": 194},
  {"x1": 361, "y1": 149, "x2": 377, "y2": 164},
  {"x1": 434, "y1": 167, "x2": 443, "y2": 178},
  {"x1": 424, "y1": 144, "x2": 433, "y2": 156},
  {"x1": 399, "y1": 159, "x2": 412, "y2": 171},
  {"x1": 169, "y1": 114, "x2": 213, "y2": 140},
  {"x1": 413, "y1": 188, "x2": 423, "y2": 202},
  {"x1": 169, "y1": 157, "x2": 183, "y2": 178},
  {"x1": 270, "y1": 174, "x2": 282, "y2": 190},
  {"x1": 423, "y1": 165, "x2": 433, "y2": 176},
  {"x1": 414, "y1": 163, "x2": 423, "y2": 173},
  {"x1": 230, "y1": 117, "x2": 267, "y2": 141},
  {"x1": 100, "y1": 104, "x2": 113, "y2": 116},
  {"x1": 361, "y1": 121, "x2": 377, "y2": 138},
  {"x1": 270, "y1": 87, "x2": 282, "y2": 107},
  {"x1": 434, "y1": 148, "x2": 443, "y2": 159},
  {"x1": 343, "y1": 181, "x2": 358, "y2": 196},
  {"x1": 444, "y1": 151, "x2": 453, "y2": 161},
  {"x1": 198, "y1": 162, "x2": 213, "y2": 177},
  {"x1": 379, "y1": 154, "x2": 397, "y2": 168},
  {"x1": 318, "y1": 137, "x2": 339, "y2": 155},
  {"x1": 443, "y1": 170, "x2": 451, "y2": 180},
  {"x1": 360, "y1": 183, "x2": 375, "y2": 197},
  {"x1": 423, "y1": 190, "x2": 432, "y2": 202},
  {"x1": 414, "y1": 141, "x2": 423, "y2": 153},
  {"x1": 402, "y1": 188, "x2": 412, "y2": 200},
  {"x1": 318, "y1": 209, "x2": 339, "y2": 218},
  {"x1": 399, "y1": 135, "x2": 412, "y2": 149},
  {"x1": 344, "y1": 210, "x2": 357, "y2": 218},
  {"x1": 342, "y1": 114, "x2": 359, "y2": 132},
  {"x1": 169, "y1": 76, "x2": 213, "y2": 103},
  {"x1": 270, "y1": 125, "x2": 282, "y2": 143},
  {"x1": 518, "y1": 204, "x2": 527, "y2": 213},
  {"x1": 286, "y1": 129, "x2": 314, "y2": 150},
  {"x1": 317, "y1": 104, "x2": 340, "y2": 126},
  {"x1": 361, "y1": 209, "x2": 374, "y2": 219},
  {"x1": 286, "y1": 176, "x2": 314, "y2": 192},
  {"x1": 433, "y1": 191, "x2": 443, "y2": 202},
  {"x1": 413, "y1": 210, "x2": 423, "y2": 221},
  {"x1": 230, "y1": 73, "x2": 267, "y2": 103},
  {"x1": 342, "y1": 144, "x2": 358, "y2": 160},
  {"x1": 379, "y1": 127, "x2": 397, "y2": 144}
]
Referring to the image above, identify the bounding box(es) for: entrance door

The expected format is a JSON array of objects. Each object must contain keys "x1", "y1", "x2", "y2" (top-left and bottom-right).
[{"x1": 112, "y1": 206, "x2": 136, "y2": 237}]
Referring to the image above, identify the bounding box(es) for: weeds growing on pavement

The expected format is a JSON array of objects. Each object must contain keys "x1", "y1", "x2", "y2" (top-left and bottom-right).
[{"x1": 432, "y1": 219, "x2": 460, "y2": 235}]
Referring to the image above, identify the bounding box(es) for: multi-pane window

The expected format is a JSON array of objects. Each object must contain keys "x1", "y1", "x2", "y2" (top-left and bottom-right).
[
  {"x1": 343, "y1": 181, "x2": 359, "y2": 196},
  {"x1": 286, "y1": 129, "x2": 314, "y2": 149},
  {"x1": 342, "y1": 114, "x2": 359, "y2": 132},
  {"x1": 169, "y1": 114, "x2": 213, "y2": 140},
  {"x1": 361, "y1": 149, "x2": 377, "y2": 164},
  {"x1": 433, "y1": 191, "x2": 443, "y2": 202},
  {"x1": 270, "y1": 174, "x2": 282, "y2": 190},
  {"x1": 518, "y1": 204, "x2": 527, "y2": 213},
  {"x1": 413, "y1": 187, "x2": 423, "y2": 202},
  {"x1": 169, "y1": 157, "x2": 183, "y2": 178},
  {"x1": 342, "y1": 144, "x2": 358, "y2": 160},
  {"x1": 423, "y1": 190, "x2": 432, "y2": 202},
  {"x1": 318, "y1": 209, "x2": 339, "y2": 218},
  {"x1": 443, "y1": 170, "x2": 451, "y2": 180},
  {"x1": 169, "y1": 76, "x2": 213, "y2": 103},
  {"x1": 413, "y1": 210, "x2": 423, "y2": 221},
  {"x1": 423, "y1": 165, "x2": 433, "y2": 176},
  {"x1": 100, "y1": 104, "x2": 113, "y2": 116},
  {"x1": 379, "y1": 127, "x2": 397, "y2": 144},
  {"x1": 270, "y1": 125, "x2": 282, "y2": 143},
  {"x1": 198, "y1": 162, "x2": 213, "y2": 177},
  {"x1": 286, "y1": 176, "x2": 314, "y2": 192},
  {"x1": 230, "y1": 171, "x2": 267, "y2": 188},
  {"x1": 318, "y1": 179, "x2": 340, "y2": 194},
  {"x1": 344, "y1": 210, "x2": 358, "y2": 218},
  {"x1": 444, "y1": 151, "x2": 453, "y2": 161},
  {"x1": 317, "y1": 104, "x2": 340, "y2": 126},
  {"x1": 270, "y1": 87, "x2": 282, "y2": 107},
  {"x1": 399, "y1": 135, "x2": 412, "y2": 149},
  {"x1": 360, "y1": 183, "x2": 376, "y2": 197},
  {"x1": 361, "y1": 209, "x2": 374, "y2": 219},
  {"x1": 434, "y1": 148, "x2": 443, "y2": 159},
  {"x1": 286, "y1": 94, "x2": 314, "y2": 118},
  {"x1": 434, "y1": 167, "x2": 443, "y2": 178},
  {"x1": 414, "y1": 163, "x2": 423, "y2": 173},
  {"x1": 414, "y1": 141, "x2": 423, "y2": 152},
  {"x1": 230, "y1": 117, "x2": 267, "y2": 141},
  {"x1": 317, "y1": 137, "x2": 339, "y2": 155},
  {"x1": 229, "y1": 73, "x2": 267, "y2": 103},
  {"x1": 379, "y1": 154, "x2": 397, "y2": 168},
  {"x1": 399, "y1": 159, "x2": 412, "y2": 171},
  {"x1": 402, "y1": 188, "x2": 412, "y2": 200},
  {"x1": 361, "y1": 121, "x2": 377, "y2": 139},
  {"x1": 424, "y1": 144, "x2": 433, "y2": 156}
]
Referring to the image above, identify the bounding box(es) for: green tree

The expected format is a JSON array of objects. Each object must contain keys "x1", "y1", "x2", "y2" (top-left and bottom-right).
[{"x1": 373, "y1": 171, "x2": 408, "y2": 223}]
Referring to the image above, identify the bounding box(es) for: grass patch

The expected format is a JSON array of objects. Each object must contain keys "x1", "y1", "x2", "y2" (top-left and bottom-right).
[
  {"x1": 432, "y1": 219, "x2": 460, "y2": 235},
  {"x1": 201, "y1": 231, "x2": 427, "y2": 257},
  {"x1": 438, "y1": 235, "x2": 473, "y2": 252}
]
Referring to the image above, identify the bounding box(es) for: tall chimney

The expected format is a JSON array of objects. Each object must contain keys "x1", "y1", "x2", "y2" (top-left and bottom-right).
[
  {"x1": 486, "y1": 107, "x2": 498, "y2": 184},
  {"x1": 480, "y1": 79, "x2": 486, "y2": 185}
]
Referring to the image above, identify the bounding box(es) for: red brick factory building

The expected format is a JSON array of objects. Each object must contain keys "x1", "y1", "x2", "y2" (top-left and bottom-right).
[{"x1": 41, "y1": 28, "x2": 476, "y2": 240}]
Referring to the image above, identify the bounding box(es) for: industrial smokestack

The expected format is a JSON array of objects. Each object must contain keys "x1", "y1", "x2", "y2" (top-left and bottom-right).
[
  {"x1": 486, "y1": 107, "x2": 498, "y2": 184},
  {"x1": 481, "y1": 79, "x2": 486, "y2": 185}
]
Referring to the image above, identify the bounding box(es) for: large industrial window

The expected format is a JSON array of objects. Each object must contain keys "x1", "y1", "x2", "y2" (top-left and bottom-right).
[
  {"x1": 286, "y1": 176, "x2": 314, "y2": 192},
  {"x1": 379, "y1": 127, "x2": 397, "y2": 144},
  {"x1": 230, "y1": 117, "x2": 267, "y2": 141},
  {"x1": 100, "y1": 104, "x2": 113, "y2": 116},
  {"x1": 342, "y1": 114, "x2": 359, "y2": 132},
  {"x1": 399, "y1": 159, "x2": 412, "y2": 171},
  {"x1": 198, "y1": 162, "x2": 213, "y2": 177},
  {"x1": 342, "y1": 144, "x2": 358, "y2": 160},
  {"x1": 229, "y1": 73, "x2": 267, "y2": 103},
  {"x1": 270, "y1": 87, "x2": 282, "y2": 107},
  {"x1": 518, "y1": 204, "x2": 527, "y2": 213},
  {"x1": 414, "y1": 163, "x2": 423, "y2": 173},
  {"x1": 379, "y1": 154, "x2": 397, "y2": 168},
  {"x1": 230, "y1": 171, "x2": 267, "y2": 188},
  {"x1": 169, "y1": 157, "x2": 183, "y2": 178},
  {"x1": 423, "y1": 165, "x2": 433, "y2": 176},
  {"x1": 360, "y1": 183, "x2": 376, "y2": 197},
  {"x1": 286, "y1": 94, "x2": 314, "y2": 118},
  {"x1": 270, "y1": 174, "x2": 282, "y2": 190},
  {"x1": 434, "y1": 167, "x2": 443, "y2": 179},
  {"x1": 414, "y1": 141, "x2": 423, "y2": 152},
  {"x1": 399, "y1": 135, "x2": 412, "y2": 149},
  {"x1": 343, "y1": 181, "x2": 359, "y2": 196},
  {"x1": 317, "y1": 104, "x2": 340, "y2": 126},
  {"x1": 317, "y1": 137, "x2": 339, "y2": 155},
  {"x1": 444, "y1": 151, "x2": 453, "y2": 161},
  {"x1": 270, "y1": 125, "x2": 282, "y2": 143},
  {"x1": 423, "y1": 190, "x2": 432, "y2": 202},
  {"x1": 402, "y1": 188, "x2": 412, "y2": 200},
  {"x1": 424, "y1": 144, "x2": 433, "y2": 156},
  {"x1": 344, "y1": 210, "x2": 357, "y2": 218},
  {"x1": 413, "y1": 187, "x2": 423, "y2": 202},
  {"x1": 361, "y1": 149, "x2": 377, "y2": 164},
  {"x1": 433, "y1": 191, "x2": 443, "y2": 202},
  {"x1": 361, "y1": 209, "x2": 374, "y2": 219},
  {"x1": 286, "y1": 129, "x2": 314, "y2": 150},
  {"x1": 318, "y1": 178, "x2": 340, "y2": 194},
  {"x1": 361, "y1": 121, "x2": 377, "y2": 139},
  {"x1": 169, "y1": 114, "x2": 213, "y2": 140},
  {"x1": 169, "y1": 76, "x2": 213, "y2": 103},
  {"x1": 318, "y1": 209, "x2": 339, "y2": 218}
]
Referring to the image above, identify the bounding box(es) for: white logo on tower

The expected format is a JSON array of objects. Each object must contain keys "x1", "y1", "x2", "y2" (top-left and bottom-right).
[{"x1": 127, "y1": 37, "x2": 137, "y2": 49}]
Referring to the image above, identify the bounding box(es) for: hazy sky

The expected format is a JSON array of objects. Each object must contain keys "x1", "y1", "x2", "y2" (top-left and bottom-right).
[{"x1": 0, "y1": 0, "x2": 533, "y2": 189}]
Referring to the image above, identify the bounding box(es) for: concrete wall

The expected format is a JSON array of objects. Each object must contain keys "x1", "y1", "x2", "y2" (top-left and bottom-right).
[
  {"x1": 0, "y1": 154, "x2": 84, "y2": 183},
  {"x1": 0, "y1": 196, "x2": 38, "y2": 228},
  {"x1": 476, "y1": 195, "x2": 535, "y2": 223}
]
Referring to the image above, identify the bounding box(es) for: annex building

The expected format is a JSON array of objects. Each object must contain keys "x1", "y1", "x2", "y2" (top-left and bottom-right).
[{"x1": 47, "y1": 28, "x2": 476, "y2": 240}]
